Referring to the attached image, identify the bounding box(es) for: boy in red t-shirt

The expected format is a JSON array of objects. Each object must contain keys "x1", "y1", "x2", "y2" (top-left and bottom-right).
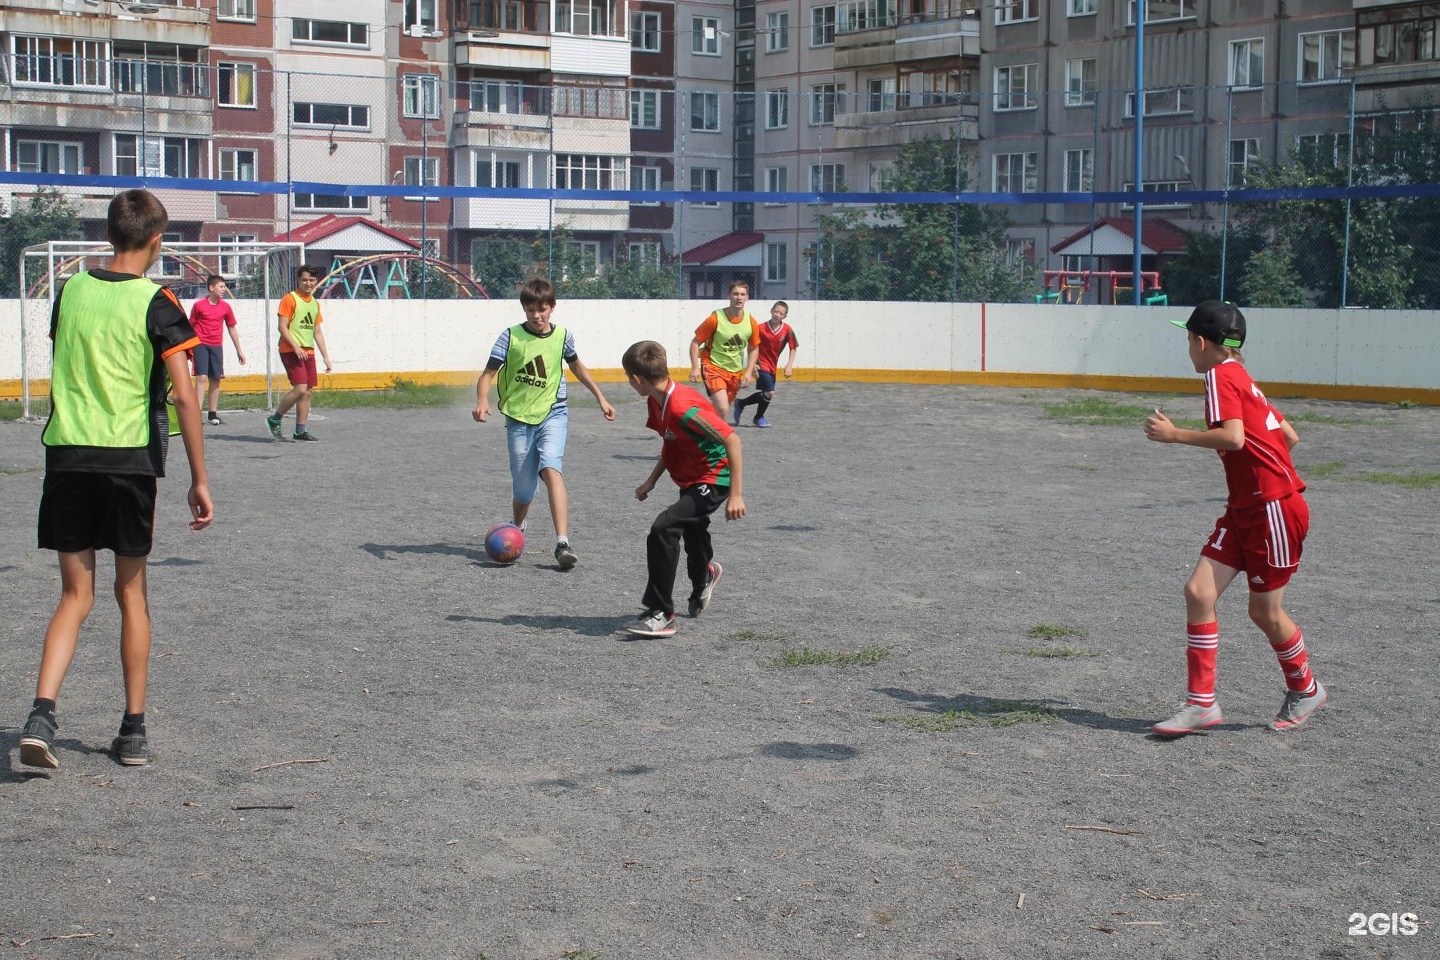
[
  {"x1": 733, "y1": 300, "x2": 798, "y2": 428},
  {"x1": 1144, "y1": 301, "x2": 1326, "y2": 737},
  {"x1": 188, "y1": 275, "x2": 246, "y2": 425},
  {"x1": 622, "y1": 340, "x2": 746, "y2": 638}
]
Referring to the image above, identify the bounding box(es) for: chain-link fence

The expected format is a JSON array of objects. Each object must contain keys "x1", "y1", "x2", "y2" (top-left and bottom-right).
[{"x1": 5, "y1": 64, "x2": 1440, "y2": 307}]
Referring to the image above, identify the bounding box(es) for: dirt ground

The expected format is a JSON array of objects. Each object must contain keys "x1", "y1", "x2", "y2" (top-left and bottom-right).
[{"x1": 1, "y1": 382, "x2": 1436, "y2": 960}]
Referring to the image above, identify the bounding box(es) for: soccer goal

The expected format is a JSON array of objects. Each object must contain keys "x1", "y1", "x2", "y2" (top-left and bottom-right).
[{"x1": 15, "y1": 240, "x2": 305, "y2": 421}]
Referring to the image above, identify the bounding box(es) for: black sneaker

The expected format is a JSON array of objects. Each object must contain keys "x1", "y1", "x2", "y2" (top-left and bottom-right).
[
  {"x1": 266, "y1": 415, "x2": 284, "y2": 440},
  {"x1": 19, "y1": 711, "x2": 59, "y2": 769},
  {"x1": 207, "y1": 413, "x2": 224, "y2": 426},
  {"x1": 688, "y1": 561, "x2": 723, "y2": 617},
  {"x1": 293, "y1": 430, "x2": 320, "y2": 442},
  {"x1": 111, "y1": 731, "x2": 149, "y2": 766},
  {"x1": 555, "y1": 541, "x2": 578, "y2": 570}
]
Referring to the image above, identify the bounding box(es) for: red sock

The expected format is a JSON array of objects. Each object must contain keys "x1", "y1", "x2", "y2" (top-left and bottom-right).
[
  {"x1": 1186, "y1": 622, "x2": 1219, "y2": 707},
  {"x1": 1270, "y1": 628, "x2": 1317, "y2": 695}
]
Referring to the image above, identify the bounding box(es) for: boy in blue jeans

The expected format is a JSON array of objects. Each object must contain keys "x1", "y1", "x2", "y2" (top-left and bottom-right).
[
  {"x1": 20, "y1": 189, "x2": 214, "y2": 769},
  {"x1": 473, "y1": 278, "x2": 615, "y2": 568}
]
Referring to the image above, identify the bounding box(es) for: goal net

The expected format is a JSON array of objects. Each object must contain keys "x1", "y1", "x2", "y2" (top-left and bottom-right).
[{"x1": 15, "y1": 240, "x2": 305, "y2": 420}]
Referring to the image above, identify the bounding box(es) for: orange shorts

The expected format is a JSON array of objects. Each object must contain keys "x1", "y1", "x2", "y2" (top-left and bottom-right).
[{"x1": 701, "y1": 363, "x2": 741, "y2": 401}]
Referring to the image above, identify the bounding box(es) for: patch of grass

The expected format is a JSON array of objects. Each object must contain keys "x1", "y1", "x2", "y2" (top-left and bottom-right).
[
  {"x1": 767, "y1": 646, "x2": 891, "y2": 668},
  {"x1": 1304, "y1": 461, "x2": 1346, "y2": 478},
  {"x1": 1005, "y1": 646, "x2": 1099, "y2": 659},
  {"x1": 0, "y1": 399, "x2": 49, "y2": 420},
  {"x1": 562, "y1": 952, "x2": 602, "y2": 960},
  {"x1": 314, "y1": 378, "x2": 472, "y2": 409},
  {"x1": 722, "y1": 629, "x2": 788, "y2": 644},
  {"x1": 874, "y1": 699, "x2": 1056, "y2": 733},
  {"x1": 1394, "y1": 399, "x2": 1418, "y2": 409},
  {"x1": 1043, "y1": 397, "x2": 1203, "y2": 429},
  {"x1": 0, "y1": 465, "x2": 43, "y2": 475},
  {"x1": 1027, "y1": 623, "x2": 1084, "y2": 641},
  {"x1": 1285, "y1": 412, "x2": 1382, "y2": 426},
  {"x1": 1359, "y1": 471, "x2": 1440, "y2": 489}
]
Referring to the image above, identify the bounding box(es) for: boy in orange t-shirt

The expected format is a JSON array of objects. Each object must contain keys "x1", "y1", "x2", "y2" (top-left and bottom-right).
[{"x1": 688, "y1": 279, "x2": 760, "y2": 422}]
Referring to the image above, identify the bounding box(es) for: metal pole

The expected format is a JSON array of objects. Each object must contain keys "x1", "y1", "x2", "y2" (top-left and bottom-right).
[
  {"x1": 19, "y1": 251, "x2": 31, "y2": 421},
  {"x1": 422, "y1": 120, "x2": 429, "y2": 299},
  {"x1": 1132, "y1": 0, "x2": 1145, "y2": 306},
  {"x1": 1219, "y1": 84, "x2": 1234, "y2": 301},
  {"x1": 1340, "y1": 79, "x2": 1357, "y2": 307},
  {"x1": 952, "y1": 111, "x2": 961, "y2": 303}
]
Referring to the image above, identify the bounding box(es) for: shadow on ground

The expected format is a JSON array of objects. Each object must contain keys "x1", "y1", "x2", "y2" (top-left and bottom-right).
[{"x1": 445, "y1": 613, "x2": 623, "y2": 638}]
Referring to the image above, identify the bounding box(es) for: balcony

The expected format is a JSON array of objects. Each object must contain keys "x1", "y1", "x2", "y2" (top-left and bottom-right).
[
  {"x1": 835, "y1": 6, "x2": 979, "y2": 70},
  {"x1": 834, "y1": 95, "x2": 979, "y2": 149}
]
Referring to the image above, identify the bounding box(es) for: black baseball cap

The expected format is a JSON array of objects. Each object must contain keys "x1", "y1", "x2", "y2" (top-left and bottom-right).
[{"x1": 1171, "y1": 300, "x2": 1245, "y2": 349}]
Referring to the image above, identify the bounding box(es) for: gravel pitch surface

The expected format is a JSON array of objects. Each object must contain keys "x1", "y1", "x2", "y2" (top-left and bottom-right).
[{"x1": 1, "y1": 382, "x2": 1436, "y2": 960}]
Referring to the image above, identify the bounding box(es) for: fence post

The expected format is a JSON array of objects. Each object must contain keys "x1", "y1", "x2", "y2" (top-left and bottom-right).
[
  {"x1": 1341, "y1": 79, "x2": 1357, "y2": 308},
  {"x1": 1219, "y1": 83, "x2": 1234, "y2": 302}
]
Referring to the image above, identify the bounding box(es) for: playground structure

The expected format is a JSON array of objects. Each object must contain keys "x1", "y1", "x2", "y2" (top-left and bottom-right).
[
  {"x1": 1036, "y1": 270, "x2": 1167, "y2": 306},
  {"x1": 318, "y1": 252, "x2": 491, "y2": 300}
]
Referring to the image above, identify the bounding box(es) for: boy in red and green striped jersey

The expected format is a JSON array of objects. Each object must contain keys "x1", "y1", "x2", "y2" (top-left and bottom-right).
[{"x1": 622, "y1": 340, "x2": 746, "y2": 638}]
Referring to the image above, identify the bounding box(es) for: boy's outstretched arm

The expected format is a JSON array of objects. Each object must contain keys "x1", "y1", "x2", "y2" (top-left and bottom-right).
[
  {"x1": 163, "y1": 350, "x2": 213, "y2": 530},
  {"x1": 473, "y1": 368, "x2": 497, "y2": 422},
  {"x1": 568, "y1": 358, "x2": 616, "y2": 420},
  {"x1": 722, "y1": 433, "x2": 746, "y2": 521},
  {"x1": 1145, "y1": 409, "x2": 1243, "y2": 451},
  {"x1": 688, "y1": 338, "x2": 704, "y2": 381}
]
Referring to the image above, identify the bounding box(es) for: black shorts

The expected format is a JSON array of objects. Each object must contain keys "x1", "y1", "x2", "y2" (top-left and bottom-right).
[
  {"x1": 38, "y1": 472, "x2": 158, "y2": 558},
  {"x1": 193, "y1": 343, "x2": 225, "y2": 379}
]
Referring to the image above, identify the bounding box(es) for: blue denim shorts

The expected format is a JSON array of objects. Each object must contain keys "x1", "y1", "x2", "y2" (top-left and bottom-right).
[{"x1": 505, "y1": 405, "x2": 567, "y2": 504}]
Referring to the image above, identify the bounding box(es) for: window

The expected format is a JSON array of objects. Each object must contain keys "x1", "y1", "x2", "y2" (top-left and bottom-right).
[
  {"x1": 554, "y1": 84, "x2": 629, "y2": 119},
  {"x1": 16, "y1": 141, "x2": 82, "y2": 174},
  {"x1": 293, "y1": 102, "x2": 370, "y2": 128},
  {"x1": 1067, "y1": 0, "x2": 1096, "y2": 15},
  {"x1": 809, "y1": 162, "x2": 844, "y2": 192},
  {"x1": 630, "y1": 164, "x2": 660, "y2": 204},
  {"x1": 765, "y1": 89, "x2": 790, "y2": 128},
  {"x1": 632, "y1": 11, "x2": 661, "y2": 51},
  {"x1": 765, "y1": 242, "x2": 788, "y2": 283},
  {"x1": 868, "y1": 161, "x2": 895, "y2": 191},
  {"x1": 567, "y1": 241, "x2": 601, "y2": 278},
  {"x1": 218, "y1": 0, "x2": 256, "y2": 21},
  {"x1": 1120, "y1": 180, "x2": 1188, "y2": 210},
  {"x1": 1004, "y1": 238, "x2": 1035, "y2": 274},
  {"x1": 691, "y1": 91, "x2": 720, "y2": 132},
  {"x1": 1228, "y1": 138, "x2": 1261, "y2": 187},
  {"x1": 555, "y1": 154, "x2": 628, "y2": 189},
  {"x1": 995, "y1": 0, "x2": 1037, "y2": 25},
  {"x1": 114, "y1": 135, "x2": 200, "y2": 178},
  {"x1": 627, "y1": 241, "x2": 662, "y2": 267},
  {"x1": 1064, "y1": 59, "x2": 1096, "y2": 107},
  {"x1": 1127, "y1": 0, "x2": 1194, "y2": 25},
  {"x1": 218, "y1": 148, "x2": 258, "y2": 184},
  {"x1": 1301, "y1": 30, "x2": 1354, "y2": 83},
  {"x1": 219, "y1": 234, "x2": 258, "y2": 278},
  {"x1": 476, "y1": 156, "x2": 522, "y2": 187},
  {"x1": 840, "y1": 0, "x2": 889, "y2": 32},
  {"x1": 766, "y1": 12, "x2": 790, "y2": 51},
  {"x1": 1229, "y1": 39, "x2": 1263, "y2": 89},
  {"x1": 1295, "y1": 132, "x2": 1350, "y2": 167},
  {"x1": 809, "y1": 83, "x2": 844, "y2": 124},
  {"x1": 291, "y1": 19, "x2": 369, "y2": 46},
  {"x1": 631, "y1": 90, "x2": 661, "y2": 129},
  {"x1": 293, "y1": 193, "x2": 369, "y2": 211},
  {"x1": 1124, "y1": 87, "x2": 1191, "y2": 117},
  {"x1": 10, "y1": 37, "x2": 110, "y2": 89},
  {"x1": 992, "y1": 152, "x2": 1037, "y2": 192},
  {"x1": 157, "y1": 232, "x2": 183, "y2": 279},
  {"x1": 811, "y1": 5, "x2": 837, "y2": 46},
  {"x1": 471, "y1": 79, "x2": 542, "y2": 114},
  {"x1": 867, "y1": 77, "x2": 897, "y2": 112},
  {"x1": 764, "y1": 165, "x2": 788, "y2": 203},
  {"x1": 690, "y1": 167, "x2": 719, "y2": 206},
  {"x1": 217, "y1": 62, "x2": 256, "y2": 108},
  {"x1": 403, "y1": 156, "x2": 440, "y2": 196},
  {"x1": 994, "y1": 63, "x2": 1037, "y2": 111},
  {"x1": 693, "y1": 17, "x2": 721, "y2": 55},
  {"x1": 404, "y1": 74, "x2": 441, "y2": 118},
  {"x1": 1063, "y1": 149, "x2": 1092, "y2": 192},
  {"x1": 405, "y1": 0, "x2": 439, "y2": 33}
]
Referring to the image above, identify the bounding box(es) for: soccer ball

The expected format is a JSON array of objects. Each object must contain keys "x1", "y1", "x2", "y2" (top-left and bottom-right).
[{"x1": 485, "y1": 523, "x2": 525, "y2": 564}]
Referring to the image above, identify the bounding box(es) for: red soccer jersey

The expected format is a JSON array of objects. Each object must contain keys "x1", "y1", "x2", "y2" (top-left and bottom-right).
[
  {"x1": 1203, "y1": 358, "x2": 1306, "y2": 509},
  {"x1": 756, "y1": 321, "x2": 798, "y2": 373},
  {"x1": 188, "y1": 297, "x2": 237, "y2": 346},
  {"x1": 645, "y1": 381, "x2": 735, "y2": 488}
]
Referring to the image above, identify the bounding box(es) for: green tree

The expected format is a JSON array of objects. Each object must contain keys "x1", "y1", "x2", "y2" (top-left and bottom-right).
[
  {"x1": 1, "y1": 190, "x2": 84, "y2": 298},
  {"x1": 1237, "y1": 246, "x2": 1309, "y2": 308},
  {"x1": 472, "y1": 235, "x2": 537, "y2": 300}
]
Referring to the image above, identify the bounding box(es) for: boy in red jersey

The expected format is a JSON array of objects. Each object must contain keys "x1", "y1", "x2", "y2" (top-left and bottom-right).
[
  {"x1": 188, "y1": 275, "x2": 246, "y2": 425},
  {"x1": 1145, "y1": 301, "x2": 1326, "y2": 736},
  {"x1": 733, "y1": 300, "x2": 798, "y2": 428},
  {"x1": 622, "y1": 340, "x2": 746, "y2": 638}
]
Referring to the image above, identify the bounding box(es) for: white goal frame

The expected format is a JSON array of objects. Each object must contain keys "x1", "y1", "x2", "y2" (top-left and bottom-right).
[{"x1": 17, "y1": 240, "x2": 306, "y2": 421}]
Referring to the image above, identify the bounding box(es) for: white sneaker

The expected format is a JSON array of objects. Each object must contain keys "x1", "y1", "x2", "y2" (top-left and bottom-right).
[
  {"x1": 1271, "y1": 681, "x2": 1327, "y2": 731},
  {"x1": 1152, "y1": 702, "x2": 1223, "y2": 737}
]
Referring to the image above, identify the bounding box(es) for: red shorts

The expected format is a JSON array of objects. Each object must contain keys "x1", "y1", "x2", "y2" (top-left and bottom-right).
[
  {"x1": 1200, "y1": 495, "x2": 1309, "y2": 592},
  {"x1": 281, "y1": 350, "x2": 318, "y2": 387},
  {"x1": 701, "y1": 363, "x2": 741, "y2": 401}
]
